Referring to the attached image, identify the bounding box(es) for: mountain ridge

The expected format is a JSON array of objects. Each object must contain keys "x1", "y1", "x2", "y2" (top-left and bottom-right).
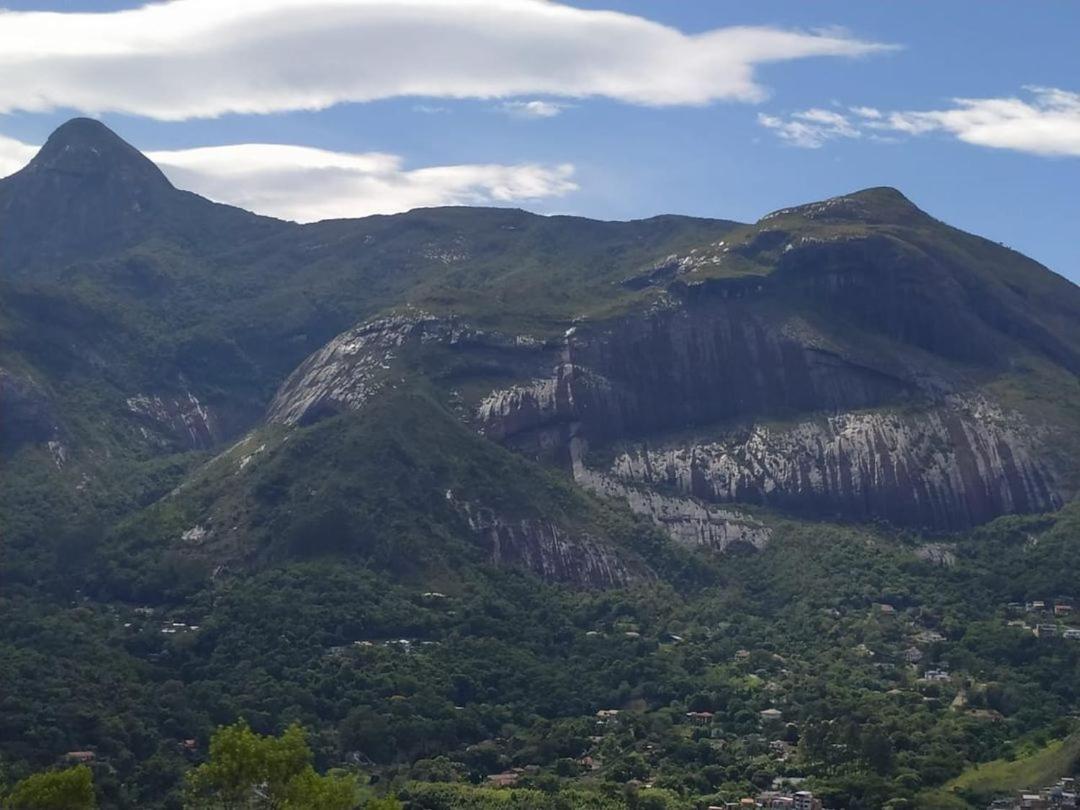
[{"x1": 2, "y1": 119, "x2": 1078, "y2": 586}]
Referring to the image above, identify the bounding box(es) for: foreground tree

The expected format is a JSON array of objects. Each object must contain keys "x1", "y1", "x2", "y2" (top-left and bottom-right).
[
  {"x1": 4, "y1": 765, "x2": 95, "y2": 810},
  {"x1": 184, "y1": 721, "x2": 357, "y2": 809}
]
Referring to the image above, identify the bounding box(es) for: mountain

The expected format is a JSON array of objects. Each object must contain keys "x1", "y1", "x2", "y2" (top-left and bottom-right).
[
  {"x1": 4, "y1": 123, "x2": 1080, "y2": 573},
  {"x1": 4, "y1": 121, "x2": 1080, "y2": 809}
]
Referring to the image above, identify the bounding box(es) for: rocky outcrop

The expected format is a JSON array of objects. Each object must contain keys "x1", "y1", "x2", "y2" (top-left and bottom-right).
[
  {"x1": 570, "y1": 441, "x2": 771, "y2": 552},
  {"x1": 267, "y1": 313, "x2": 545, "y2": 426},
  {"x1": 126, "y1": 390, "x2": 217, "y2": 449},
  {"x1": 450, "y1": 494, "x2": 652, "y2": 587},
  {"x1": 604, "y1": 397, "x2": 1061, "y2": 531},
  {"x1": 476, "y1": 298, "x2": 918, "y2": 452}
]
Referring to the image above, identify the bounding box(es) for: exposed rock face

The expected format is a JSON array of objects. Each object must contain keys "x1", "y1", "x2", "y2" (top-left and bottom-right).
[
  {"x1": 605, "y1": 398, "x2": 1061, "y2": 530},
  {"x1": 272, "y1": 292, "x2": 1064, "y2": 536},
  {"x1": 571, "y1": 442, "x2": 771, "y2": 552},
  {"x1": 915, "y1": 543, "x2": 957, "y2": 567},
  {"x1": 126, "y1": 391, "x2": 217, "y2": 449},
  {"x1": 450, "y1": 495, "x2": 652, "y2": 587},
  {"x1": 267, "y1": 313, "x2": 538, "y2": 425},
  {"x1": 476, "y1": 296, "x2": 917, "y2": 451}
]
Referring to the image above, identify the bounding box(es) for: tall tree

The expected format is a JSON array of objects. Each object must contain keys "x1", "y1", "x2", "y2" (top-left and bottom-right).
[{"x1": 184, "y1": 721, "x2": 357, "y2": 809}]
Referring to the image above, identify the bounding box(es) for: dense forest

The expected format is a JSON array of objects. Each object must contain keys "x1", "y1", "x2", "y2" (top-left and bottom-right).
[{"x1": 5, "y1": 498, "x2": 1080, "y2": 808}]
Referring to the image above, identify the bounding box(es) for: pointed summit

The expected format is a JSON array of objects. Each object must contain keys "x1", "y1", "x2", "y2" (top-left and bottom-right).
[
  {"x1": 0, "y1": 119, "x2": 244, "y2": 271},
  {"x1": 22, "y1": 117, "x2": 173, "y2": 191}
]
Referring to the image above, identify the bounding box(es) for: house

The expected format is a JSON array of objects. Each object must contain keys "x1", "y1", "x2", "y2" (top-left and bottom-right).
[
  {"x1": 1063, "y1": 629, "x2": 1080, "y2": 641},
  {"x1": 921, "y1": 669, "x2": 951, "y2": 682},
  {"x1": 760, "y1": 708, "x2": 783, "y2": 722},
  {"x1": 1035, "y1": 624, "x2": 1059, "y2": 639},
  {"x1": 1054, "y1": 603, "x2": 1074, "y2": 616},
  {"x1": 180, "y1": 739, "x2": 198, "y2": 752},
  {"x1": 874, "y1": 603, "x2": 896, "y2": 616},
  {"x1": 487, "y1": 771, "x2": 520, "y2": 787},
  {"x1": 685, "y1": 711, "x2": 715, "y2": 726},
  {"x1": 735, "y1": 649, "x2": 751, "y2": 661},
  {"x1": 596, "y1": 709, "x2": 621, "y2": 726},
  {"x1": 793, "y1": 791, "x2": 822, "y2": 810},
  {"x1": 916, "y1": 629, "x2": 946, "y2": 644},
  {"x1": 65, "y1": 751, "x2": 95, "y2": 763}
]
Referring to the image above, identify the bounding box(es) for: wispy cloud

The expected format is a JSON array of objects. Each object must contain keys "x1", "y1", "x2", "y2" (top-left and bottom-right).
[
  {"x1": 759, "y1": 87, "x2": 1080, "y2": 157},
  {"x1": 758, "y1": 108, "x2": 861, "y2": 148},
  {"x1": 500, "y1": 100, "x2": 569, "y2": 119},
  {"x1": 0, "y1": 0, "x2": 891, "y2": 120},
  {"x1": 412, "y1": 104, "x2": 451, "y2": 115},
  {"x1": 0, "y1": 136, "x2": 578, "y2": 222}
]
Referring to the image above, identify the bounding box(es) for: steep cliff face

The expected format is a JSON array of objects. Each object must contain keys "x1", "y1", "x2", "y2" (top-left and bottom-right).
[
  {"x1": 267, "y1": 313, "x2": 548, "y2": 426},
  {"x1": 125, "y1": 390, "x2": 218, "y2": 450},
  {"x1": 266, "y1": 253, "x2": 1071, "y2": 536},
  {"x1": 571, "y1": 455, "x2": 771, "y2": 552},
  {"x1": 601, "y1": 397, "x2": 1060, "y2": 530},
  {"x1": 450, "y1": 494, "x2": 654, "y2": 587},
  {"x1": 475, "y1": 295, "x2": 919, "y2": 451}
]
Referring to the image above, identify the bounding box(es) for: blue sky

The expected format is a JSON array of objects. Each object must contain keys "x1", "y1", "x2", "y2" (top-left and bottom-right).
[{"x1": 1, "y1": 1, "x2": 1078, "y2": 281}]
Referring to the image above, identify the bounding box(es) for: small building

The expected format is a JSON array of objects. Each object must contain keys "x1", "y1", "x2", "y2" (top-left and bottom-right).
[
  {"x1": 921, "y1": 669, "x2": 951, "y2": 682},
  {"x1": 685, "y1": 711, "x2": 715, "y2": 726},
  {"x1": 1063, "y1": 629, "x2": 1080, "y2": 641},
  {"x1": 1035, "y1": 624, "x2": 1058, "y2": 639},
  {"x1": 874, "y1": 603, "x2": 896, "y2": 616},
  {"x1": 793, "y1": 791, "x2": 821, "y2": 810},
  {"x1": 1054, "y1": 603, "x2": 1074, "y2": 616},
  {"x1": 65, "y1": 751, "x2": 95, "y2": 763},
  {"x1": 596, "y1": 709, "x2": 621, "y2": 726},
  {"x1": 760, "y1": 708, "x2": 783, "y2": 722}
]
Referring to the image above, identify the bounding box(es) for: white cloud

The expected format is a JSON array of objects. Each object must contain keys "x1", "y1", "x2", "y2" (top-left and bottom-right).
[
  {"x1": 882, "y1": 87, "x2": 1080, "y2": 156},
  {"x1": 0, "y1": 135, "x2": 578, "y2": 221},
  {"x1": 0, "y1": 134, "x2": 37, "y2": 176},
  {"x1": 500, "y1": 100, "x2": 568, "y2": 119},
  {"x1": 758, "y1": 108, "x2": 861, "y2": 148},
  {"x1": 0, "y1": 0, "x2": 891, "y2": 120},
  {"x1": 760, "y1": 88, "x2": 1080, "y2": 156}
]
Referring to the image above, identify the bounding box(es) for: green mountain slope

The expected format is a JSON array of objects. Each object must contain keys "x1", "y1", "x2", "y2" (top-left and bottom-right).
[{"x1": 3, "y1": 120, "x2": 1080, "y2": 809}]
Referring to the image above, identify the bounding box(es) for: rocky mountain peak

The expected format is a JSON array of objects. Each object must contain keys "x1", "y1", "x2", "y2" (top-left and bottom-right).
[
  {"x1": 760, "y1": 185, "x2": 929, "y2": 227},
  {"x1": 24, "y1": 118, "x2": 172, "y2": 190},
  {"x1": 0, "y1": 119, "x2": 257, "y2": 271}
]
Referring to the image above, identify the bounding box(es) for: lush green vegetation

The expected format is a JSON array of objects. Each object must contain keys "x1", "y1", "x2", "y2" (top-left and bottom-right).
[
  {"x1": 935, "y1": 732, "x2": 1080, "y2": 807},
  {"x1": 5, "y1": 499, "x2": 1080, "y2": 808}
]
